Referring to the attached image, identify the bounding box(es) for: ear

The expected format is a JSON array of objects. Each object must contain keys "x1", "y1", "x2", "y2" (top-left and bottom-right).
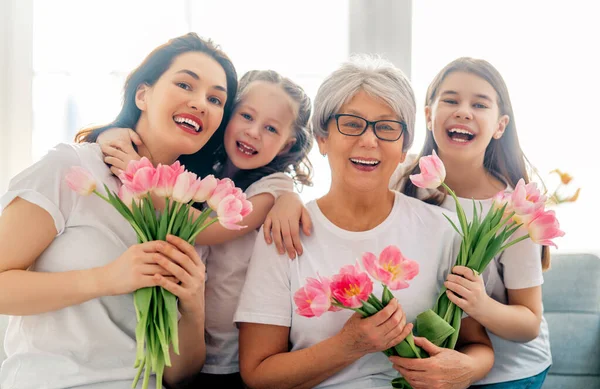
[
  {"x1": 278, "y1": 137, "x2": 297, "y2": 155},
  {"x1": 135, "y1": 83, "x2": 150, "y2": 111},
  {"x1": 494, "y1": 114, "x2": 510, "y2": 139},
  {"x1": 316, "y1": 135, "x2": 328, "y2": 156},
  {"x1": 398, "y1": 150, "x2": 407, "y2": 164},
  {"x1": 424, "y1": 105, "x2": 433, "y2": 131}
]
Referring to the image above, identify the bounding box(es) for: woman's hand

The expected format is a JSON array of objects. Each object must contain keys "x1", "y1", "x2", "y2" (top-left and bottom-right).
[
  {"x1": 389, "y1": 337, "x2": 474, "y2": 389},
  {"x1": 444, "y1": 266, "x2": 490, "y2": 319},
  {"x1": 263, "y1": 192, "x2": 312, "y2": 259},
  {"x1": 152, "y1": 234, "x2": 206, "y2": 316},
  {"x1": 336, "y1": 298, "x2": 413, "y2": 359},
  {"x1": 101, "y1": 241, "x2": 175, "y2": 296},
  {"x1": 97, "y1": 127, "x2": 143, "y2": 176}
]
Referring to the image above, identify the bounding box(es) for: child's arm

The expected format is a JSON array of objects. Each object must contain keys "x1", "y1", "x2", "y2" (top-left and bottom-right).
[
  {"x1": 444, "y1": 265, "x2": 542, "y2": 342},
  {"x1": 262, "y1": 192, "x2": 313, "y2": 259},
  {"x1": 193, "y1": 192, "x2": 276, "y2": 245}
]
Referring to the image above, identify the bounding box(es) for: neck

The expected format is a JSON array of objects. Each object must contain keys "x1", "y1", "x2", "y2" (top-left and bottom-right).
[
  {"x1": 440, "y1": 153, "x2": 505, "y2": 199},
  {"x1": 318, "y1": 183, "x2": 395, "y2": 232},
  {"x1": 221, "y1": 158, "x2": 240, "y2": 179},
  {"x1": 135, "y1": 119, "x2": 179, "y2": 165}
]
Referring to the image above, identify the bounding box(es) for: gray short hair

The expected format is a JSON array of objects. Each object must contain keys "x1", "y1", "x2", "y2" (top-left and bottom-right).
[{"x1": 312, "y1": 55, "x2": 416, "y2": 151}]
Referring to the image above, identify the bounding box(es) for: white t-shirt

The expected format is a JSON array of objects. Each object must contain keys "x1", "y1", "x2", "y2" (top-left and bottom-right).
[
  {"x1": 201, "y1": 173, "x2": 294, "y2": 374},
  {"x1": 0, "y1": 143, "x2": 206, "y2": 389},
  {"x1": 234, "y1": 192, "x2": 461, "y2": 389},
  {"x1": 390, "y1": 159, "x2": 552, "y2": 383},
  {"x1": 441, "y1": 196, "x2": 552, "y2": 384}
]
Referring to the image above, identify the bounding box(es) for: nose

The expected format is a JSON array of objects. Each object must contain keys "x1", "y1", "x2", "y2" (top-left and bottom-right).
[
  {"x1": 358, "y1": 123, "x2": 378, "y2": 149},
  {"x1": 454, "y1": 103, "x2": 473, "y2": 120},
  {"x1": 188, "y1": 92, "x2": 207, "y2": 114},
  {"x1": 244, "y1": 123, "x2": 261, "y2": 139}
]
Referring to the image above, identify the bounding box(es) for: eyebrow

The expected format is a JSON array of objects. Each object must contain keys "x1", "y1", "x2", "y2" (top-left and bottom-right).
[
  {"x1": 175, "y1": 69, "x2": 227, "y2": 93},
  {"x1": 238, "y1": 104, "x2": 283, "y2": 126},
  {"x1": 345, "y1": 109, "x2": 399, "y2": 121},
  {"x1": 441, "y1": 90, "x2": 493, "y2": 102}
]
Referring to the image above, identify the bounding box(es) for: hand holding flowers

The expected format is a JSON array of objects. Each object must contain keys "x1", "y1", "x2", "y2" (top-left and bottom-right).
[
  {"x1": 408, "y1": 150, "x2": 564, "y2": 351},
  {"x1": 66, "y1": 158, "x2": 251, "y2": 389}
]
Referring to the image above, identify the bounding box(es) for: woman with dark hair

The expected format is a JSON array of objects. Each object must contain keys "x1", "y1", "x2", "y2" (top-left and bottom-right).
[
  {"x1": 0, "y1": 33, "x2": 237, "y2": 388},
  {"x1": 393, "y1": 57, "x2": 552, "y2": 389},
  {"x1": 98, "y1": 67, "x2": 315, "y2": 388}
]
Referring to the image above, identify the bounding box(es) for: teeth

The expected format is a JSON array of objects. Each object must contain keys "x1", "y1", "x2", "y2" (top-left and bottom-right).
[
  {"x1": 350, "y1": 158, "x2": 380, "y2": 165},
  {"x1": 174, "y1": 116, "x2": 201, "y2": 132},
  {"x1": 448, "y1": 128, "x2": 474, "y2": 136},
  {"x1": 237, "y1": 142, "x2": 257, "y2": 155}
]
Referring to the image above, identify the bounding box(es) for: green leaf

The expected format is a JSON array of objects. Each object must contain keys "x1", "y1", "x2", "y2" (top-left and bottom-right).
[
  {"x1": 381, "y1": 285, "x2": 394, "y2": 306},
  {"x1": 161, "y1": 287, "x2": 180, "y2": 355},
  {"x1": 133, "y1": 288, "x2": 153, "y2": 363},
  {"x1": 172, "y1": 203, "x2": 190, "y2": 236},
  {"x1": 443, "y1": 213, "x2": 463, "y2": 237},
  {"x1": 360, "y1": 300, "x2": 379, "y2": 316},
  {"x1": 416, "y1": 309, "x2": 455, "y2": 347}
]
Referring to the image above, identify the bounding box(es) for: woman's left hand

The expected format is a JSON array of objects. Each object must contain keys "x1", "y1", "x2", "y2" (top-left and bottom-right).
[
  {"x1": 153, "y1": 234, "x2": 206, "y2": 317},
  {"x1": 444, "y1": 265, "x2": 489, "y2": 319},
  {"x1": 389, "y1": 337, "x2": 474, "y2": 389}
]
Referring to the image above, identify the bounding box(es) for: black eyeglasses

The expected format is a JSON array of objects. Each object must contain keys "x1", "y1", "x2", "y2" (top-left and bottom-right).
[{"x1": 333, "y1": 114, "x2": 406, "y2": 142}]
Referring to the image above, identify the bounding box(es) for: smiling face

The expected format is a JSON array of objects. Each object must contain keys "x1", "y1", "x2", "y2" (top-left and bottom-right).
[
  {"x1": 135, "y1": 51, "x2": 229, "y2": 162},
  {"x1": 426, "y1": 71, "x2": 509, "y2": 164},
  {"x1": 224, "y1": 81, "x2": 298, "y2": 170},
  {"x1": 318, "y1": 90, "x2": 407, "y2": 193}
]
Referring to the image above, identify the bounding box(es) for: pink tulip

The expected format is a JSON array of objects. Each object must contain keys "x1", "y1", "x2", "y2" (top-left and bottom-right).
[
  {"x1": 330, "y1": 263, "x2": 373, "y2": 309},
  {"x1": 193, "y1": 175, "x2": 218, "y2": 203},
  {"x1": 207, "y1": 178, "x2": 236, "y2": 210},
  {"x1": 491, "y1": 190, "x2": 515, "y2": 220},
  {"x1": 361, "y1": 245, "x2": 419, "y2": 290},
  {"x1": 216, "y1": 194, "x2": 246, "y2": 230},
  {"x1": 153, "y1": 161, "x2": 184, "y2": 198},
  {"x1": 118, "y1": 184, "x2": 139, "y2": 210},
  {"x1": 65, "y1": 166, "x2": 97, "y2": 196},
  {"x1": 524, "y1": 209, "x2": 565, "y2": 248},
  {"x1": 119, "y1": 157, "x2": 156, "y2": 197},
  {"x1": 172, "y1": 171, "x2": 198, "y2": 204},
  {"x1": 239, "y1": 193, "x2": 253, "y2": 218},
  {"x1": 409, "y1": 150, "x2": 446, "y2": 189},
  {"x1": 294, "y1": 276, "x2": 335, "y2": 318},
  {"x1": 511, "y1": 179, "x2": 547, "y2": 218}
]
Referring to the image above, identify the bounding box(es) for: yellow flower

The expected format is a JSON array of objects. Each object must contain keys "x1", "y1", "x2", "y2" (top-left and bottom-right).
[{"x1": 550, "y1": 169, "x2": 573, "y2": 185}]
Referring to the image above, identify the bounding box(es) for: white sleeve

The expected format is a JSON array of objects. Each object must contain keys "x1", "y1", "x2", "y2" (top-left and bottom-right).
[
  {"x1": 234, "y1": 226, "x2": 292, "y2": 327},
  {"x1": 0, "y1": 144, "x2": 80, "y2": 236},
  {"x1": 498, "y1": 235, "x2": 543, "y2": 289},
  {"x1": 245, "y1": 172, "x2": 294, "y2": 200}
]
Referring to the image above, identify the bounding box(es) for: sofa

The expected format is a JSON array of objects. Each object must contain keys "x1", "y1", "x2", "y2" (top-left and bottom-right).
[
  {"x1": 542, "y1": 253, "x2": 600, "y2": 388},
  {"x1": 1, "y1": 254, "x2": 599, "y2": 387}
]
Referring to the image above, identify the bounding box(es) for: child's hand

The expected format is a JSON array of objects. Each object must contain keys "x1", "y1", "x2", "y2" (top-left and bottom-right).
[
  {"x1": 263, "y1": 192, "x2": 312, "y2": 260},
  {"x1": 98, "y1": 127, "x2": 144, "y2": 176},
  {"x1": 444, "y1": 266, "x2": 490, "y2": 319}
]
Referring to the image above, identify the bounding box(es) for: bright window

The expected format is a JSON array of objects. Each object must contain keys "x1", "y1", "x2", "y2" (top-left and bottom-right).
[
  {"x1": 31, "y1": 0, "x2": 349, "y2": 202},
  {"x1": 412, "y1": 0, "x2": 600, "y2": 252}
]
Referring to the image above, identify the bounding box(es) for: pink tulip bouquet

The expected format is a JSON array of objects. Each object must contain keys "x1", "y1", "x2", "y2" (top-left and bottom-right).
[
  {"x1": 294, "y1": 246, "x2": 424, "y2": 384},
  {"x1": 408, "y1": 150, "x2": 564, "y2": 350},
  {"x1": 66, "y1": 158, "x2": 251, "y2": 389}
]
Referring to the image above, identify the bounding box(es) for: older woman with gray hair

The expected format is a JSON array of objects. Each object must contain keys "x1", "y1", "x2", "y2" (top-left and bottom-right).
[{"x1": 233, "y1": 56, "x2": 494, "y2": 389}]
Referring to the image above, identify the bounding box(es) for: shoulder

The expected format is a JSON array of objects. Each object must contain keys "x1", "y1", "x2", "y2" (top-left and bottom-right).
[
  {"x1": 245, "y1": 172, "x2": 294, "y2": 199},
  {"x1": 393, "y1": 192, "x2": 459, "y2": 239}
]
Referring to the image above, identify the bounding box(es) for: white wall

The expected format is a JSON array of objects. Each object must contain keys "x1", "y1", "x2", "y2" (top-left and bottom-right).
[{"x1": 0, "y1": 0, "x2": 33, "y2": 194}]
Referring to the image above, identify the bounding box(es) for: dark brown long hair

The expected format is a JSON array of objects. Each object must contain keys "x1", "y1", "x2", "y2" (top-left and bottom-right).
[
  {"x1": 74, "y1": 32, "x2": 238, "y2": 179},
  {"x1": 213, "y1": 70, "x2": 313, "y2": 191},
  {"x1": 400, "y1": 57, "x2": 550, "y2": 269}
]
